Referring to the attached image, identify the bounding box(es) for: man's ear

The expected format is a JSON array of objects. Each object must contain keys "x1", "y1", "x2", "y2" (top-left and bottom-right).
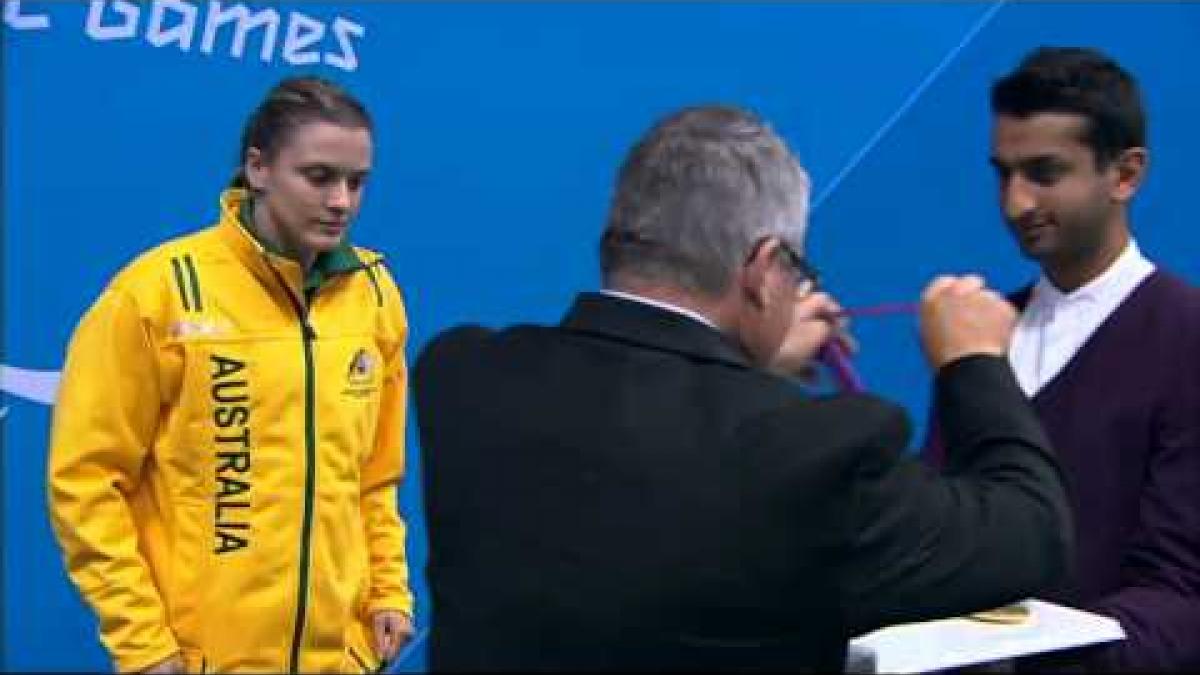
[
  {"x1": 740, "y1": 238, "x2": 781, "y2": 310},
  {"x1": 244, "y1": 147, "x2": 269, "y2": 192},
  {"x1": 1110, "y1": 147, "x2": 1147, "y2": 204}
]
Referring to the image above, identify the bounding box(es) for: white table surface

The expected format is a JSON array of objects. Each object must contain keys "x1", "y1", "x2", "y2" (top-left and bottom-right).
[{"x1": 845, "y1": 599, "x2": 1125, "y2": 673}]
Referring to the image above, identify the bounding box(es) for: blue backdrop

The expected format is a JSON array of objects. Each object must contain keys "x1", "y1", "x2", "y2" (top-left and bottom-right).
[{"x1": 4, "y1": 1, "x2": 1198, "y2": 671}]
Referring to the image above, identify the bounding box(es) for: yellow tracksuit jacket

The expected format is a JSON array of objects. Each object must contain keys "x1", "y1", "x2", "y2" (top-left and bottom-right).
[{"x1": 48, "y1": 189, "x2": 413, "y2": 673}]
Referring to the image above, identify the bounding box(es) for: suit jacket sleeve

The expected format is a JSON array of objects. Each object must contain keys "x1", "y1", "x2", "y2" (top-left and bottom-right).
[{"x1": 840, "y1": 355, "x2": 1073, "y2": 634}]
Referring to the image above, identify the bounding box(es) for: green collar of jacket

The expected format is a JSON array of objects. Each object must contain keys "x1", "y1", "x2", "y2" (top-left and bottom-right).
[{"x1": 238, "y1": 196, "x2": 363, "y2": 293}]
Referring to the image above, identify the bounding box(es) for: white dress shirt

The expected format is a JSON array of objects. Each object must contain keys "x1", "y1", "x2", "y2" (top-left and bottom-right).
[{"x1": 1009, "y1": 240, "x2": 1155, "y2": 397}]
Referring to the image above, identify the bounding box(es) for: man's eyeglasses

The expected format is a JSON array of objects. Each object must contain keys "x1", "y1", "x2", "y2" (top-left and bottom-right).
[
  {"x1": 747, "y1": 236, "x2": 819, "y2": 288},
  {"x1": 775, "y1": 240, "x2": 820, "y2": 289}
]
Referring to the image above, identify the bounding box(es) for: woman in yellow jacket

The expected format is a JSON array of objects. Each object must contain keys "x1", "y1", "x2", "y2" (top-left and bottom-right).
[{"x1": 47, "y1": 77, "x2": 414, "y2": 674}]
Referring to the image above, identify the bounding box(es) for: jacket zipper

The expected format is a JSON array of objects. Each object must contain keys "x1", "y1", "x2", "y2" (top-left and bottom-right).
[
  {"x1": 265, "y1": 261, "x2": 319, "y2": 674},
  {"x1": 288, "y1": 313, "x2": 318, "y2": 674}
]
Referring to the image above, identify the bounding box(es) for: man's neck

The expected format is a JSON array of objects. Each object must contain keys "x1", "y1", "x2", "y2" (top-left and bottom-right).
[{"x1": 1043, "y1": 225, "x2": 1130, "y2": 293}]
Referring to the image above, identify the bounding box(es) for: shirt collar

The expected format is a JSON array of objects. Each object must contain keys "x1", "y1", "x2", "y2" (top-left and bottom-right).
[
  {"x1": 599, "y1": 289, "x2": 720, "y2": 330},
  {"x1": 1032, "y1": 239, "x2": 1151, "y2": 308}
]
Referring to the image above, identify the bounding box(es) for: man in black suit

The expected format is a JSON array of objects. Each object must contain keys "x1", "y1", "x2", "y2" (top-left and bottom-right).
[{"x1": 413, "y1": 105, "x2": 1073, "y2": 672}]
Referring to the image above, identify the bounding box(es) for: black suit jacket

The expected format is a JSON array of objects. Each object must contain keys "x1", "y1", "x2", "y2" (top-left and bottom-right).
[{"x1": 414, "y1": 292, "x2": 1072, "y2": 672}]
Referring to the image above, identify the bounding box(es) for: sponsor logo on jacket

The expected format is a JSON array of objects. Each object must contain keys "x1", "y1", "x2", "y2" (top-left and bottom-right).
[{"x1": 170, "y1": 319, "x2": 230, "y2": 338}]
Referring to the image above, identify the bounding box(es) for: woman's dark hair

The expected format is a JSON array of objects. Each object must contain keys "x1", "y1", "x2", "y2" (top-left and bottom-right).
[{"x1": 230, "y1": 76, "x2": 372, "y2": 188}]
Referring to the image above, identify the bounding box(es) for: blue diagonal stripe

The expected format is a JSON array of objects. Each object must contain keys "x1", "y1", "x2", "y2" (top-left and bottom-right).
[{"x1": 813, "y1": 0, "x2": 1009, "y2": 211}]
